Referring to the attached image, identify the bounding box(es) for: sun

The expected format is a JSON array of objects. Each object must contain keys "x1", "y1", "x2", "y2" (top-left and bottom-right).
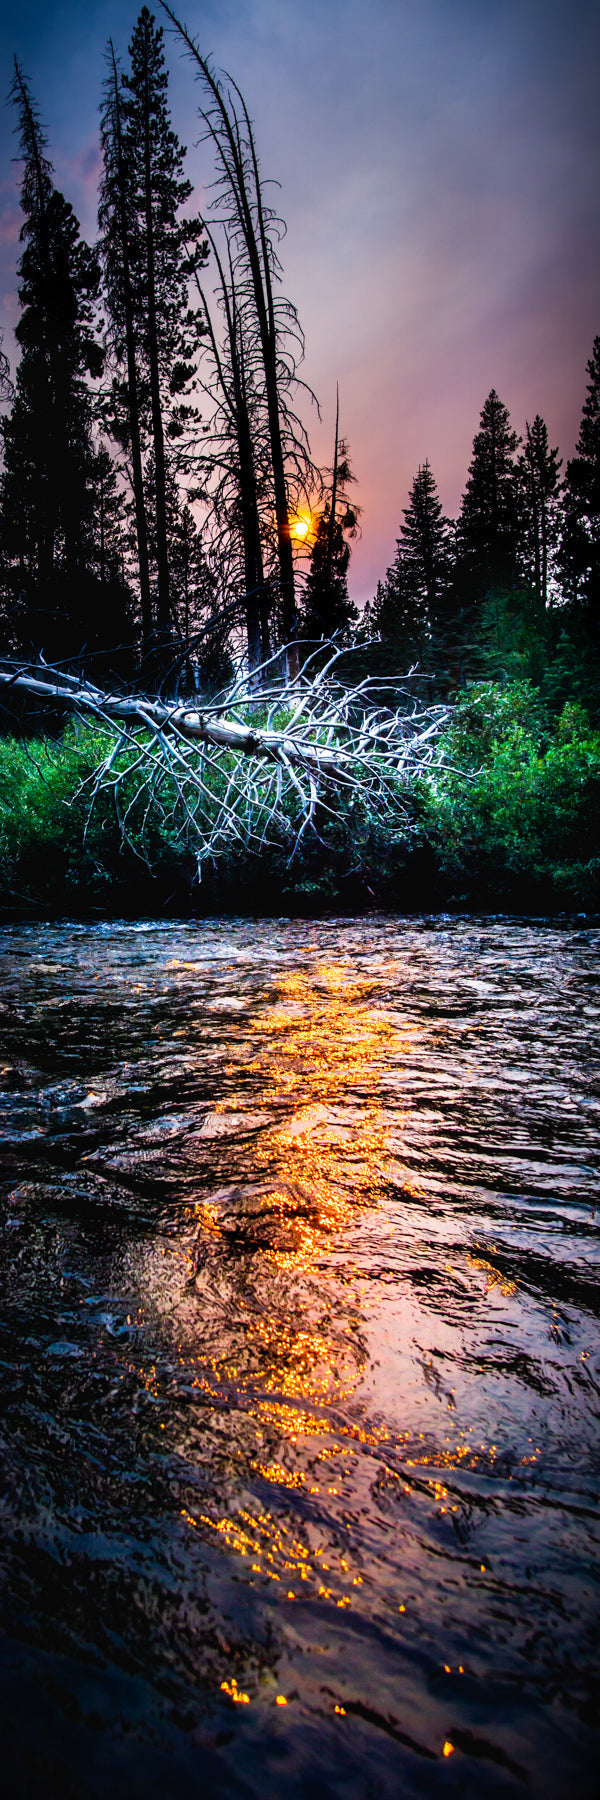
[{"x1": 292, "y1": 515, "x2": 310, "y2": 541}]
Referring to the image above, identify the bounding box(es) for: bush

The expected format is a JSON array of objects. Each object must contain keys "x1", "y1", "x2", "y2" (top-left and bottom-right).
[
  {"x1": 0, "y1": 683, "x2": 598, "y2": 915},
  {"x1": 0, "y1": 722, "x2": 194, "y2": 910},
  {"x1": 420, "y1": 681, "x2": 600, "y2": 906}
]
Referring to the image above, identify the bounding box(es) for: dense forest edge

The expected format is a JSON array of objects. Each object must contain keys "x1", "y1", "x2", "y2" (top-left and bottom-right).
[{"x1": 0, "y1": 6, "x2": 598, "y2": 917}]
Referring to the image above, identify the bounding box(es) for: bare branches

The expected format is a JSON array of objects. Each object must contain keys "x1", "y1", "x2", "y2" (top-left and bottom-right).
[
  {"x1": 160, "y1": 4, "x2": 322, "y2": 669},
  {"x1": 0, "y1": 650, "x2": 452, "y2": 872}
]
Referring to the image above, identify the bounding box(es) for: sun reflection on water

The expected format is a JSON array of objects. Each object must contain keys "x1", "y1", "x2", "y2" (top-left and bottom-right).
[
  {"x1": 168, "y1": 961, "x2": 416, "y2": 1627},
  {"x1": 2, "y1": 919, "x2": 598, "y2": 1786}
]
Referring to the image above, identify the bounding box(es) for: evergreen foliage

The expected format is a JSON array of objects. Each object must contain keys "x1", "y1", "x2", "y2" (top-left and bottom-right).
[
  {"x1": 98, "y1": 8, "x2": 208, "y2": 662},
  {"x1": 0, "y1": 63, "x2": 104, "y2": 663},
  {"x1": 559, "y1": 336, "x2": 600, "y2": 631},
  {"x1": 301, "y1": 426, "x2": 359, "y2": 647},
  {"x1": 301, "y1": 506, "x2": 357, "y2": 644},
  {"x1": 517, "y1": 416, "x2": 562, "y2": 613},
  {"x1": 457, "y1": 389, "x2": 520, "y2": 603},
  {"x1": 371, "y1": 461, "x2": 452, "y2": 675}
]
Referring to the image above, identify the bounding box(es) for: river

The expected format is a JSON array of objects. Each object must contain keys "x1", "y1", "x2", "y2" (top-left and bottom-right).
[{"x1": 0, "y1": 916, "x2": 598, "y2": 1798}]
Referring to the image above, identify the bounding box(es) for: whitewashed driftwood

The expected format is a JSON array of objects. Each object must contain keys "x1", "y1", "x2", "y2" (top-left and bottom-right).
[{"x1": 0, "y1": 648, "x2": 452, "y2": 870}]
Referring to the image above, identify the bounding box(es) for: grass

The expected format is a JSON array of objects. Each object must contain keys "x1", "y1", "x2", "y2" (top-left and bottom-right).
[{"x1": 0, "y1": 683, "x2": 598, "y2": 914}]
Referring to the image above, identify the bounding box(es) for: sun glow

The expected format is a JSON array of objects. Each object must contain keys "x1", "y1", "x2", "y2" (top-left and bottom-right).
[{"x1": 292, "y1": 514, "x2": 311, "y2": 541}]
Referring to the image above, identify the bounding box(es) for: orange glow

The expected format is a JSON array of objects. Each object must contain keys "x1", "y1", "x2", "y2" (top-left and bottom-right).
[
  {"x1": 152, "y1": 958, "x2": 421, "y2": 1658},
  {"x1": 220, "y1": 1678, "x2": 250, "y2": 1704},
  {"x1": 291, "y1": 510, "x2": 316, "y2": 544},
  {"x1": 443, "y1": 1741, "x2": 454, "y2": 1757}
]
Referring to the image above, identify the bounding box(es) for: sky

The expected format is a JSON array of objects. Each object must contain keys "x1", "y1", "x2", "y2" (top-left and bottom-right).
[{"x1": 0, "y1": 0, "x2": 598, "y2": 604}]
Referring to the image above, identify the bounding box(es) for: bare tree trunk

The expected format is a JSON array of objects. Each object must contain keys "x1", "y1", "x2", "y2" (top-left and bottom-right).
[
  {"x1": 195, "y1": 241, "x2": 267, "y2": 680},
  {"x1": 160, "y1": 8, "x2": 298, "y2": 675},
  {"x1": 99, "y1": 465, "x2": 106, "y2": 587},
  {"x1": 324, "y1": 384, "x2": 340, "y2": 596},
  {"x1": 231, "y1": 302, "x2": 265, "y2": 678},
  {"x1": 235, "y1": 92, "x2": 297, "y2": 672}
]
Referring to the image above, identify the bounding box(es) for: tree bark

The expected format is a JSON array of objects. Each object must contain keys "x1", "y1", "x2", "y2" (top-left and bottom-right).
[{"x1": 160, "y1": 9, "x2": 298, "y2": 674}]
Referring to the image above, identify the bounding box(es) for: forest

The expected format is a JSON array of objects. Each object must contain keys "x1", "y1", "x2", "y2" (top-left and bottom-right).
[{"x1": 0, "y1": 3, "x2": 599, "y2": 915}]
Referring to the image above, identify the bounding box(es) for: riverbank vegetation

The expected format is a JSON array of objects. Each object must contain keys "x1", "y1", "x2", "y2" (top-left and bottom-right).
[
  {"x1": 0, "y1": 6, "x2": 598, "y2": 914},
  {"x1": 1, "y1": 681, "x2": 598, "y2": 913}
]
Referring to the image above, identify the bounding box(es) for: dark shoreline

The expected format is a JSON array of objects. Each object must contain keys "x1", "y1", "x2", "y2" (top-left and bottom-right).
[{"x1": 1, "y1": 899, "x2": 598, "y2": 925}]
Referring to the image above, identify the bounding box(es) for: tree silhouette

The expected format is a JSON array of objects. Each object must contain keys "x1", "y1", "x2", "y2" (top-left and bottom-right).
[
  {"x1": 301, "y1": 395, "x2": 359, "y2": 647},
  {"x1": 518, "y1": 415, "x2": 562, "y2": 613},
  {"x1": 191, "y1": 227, "x2": 272, "y2": 676},
  {"x1": 372, "y1": 461, "x2": 452, "y2": 675},
  {"x1": 458, "y1": 389, "x2": 520, "y2": 603},
  {"x1": 0, "y1": 61, "x2": 103, "y2": 661},
  {"x1": 99, "y1": 9, "x2": 207, "y2": 673},
  {"x1": 161, "y1": 4, "x2": 320, "y2": 677},
  {"x1": 560, "y1": 336, "x2": 600, "y2": 630}
]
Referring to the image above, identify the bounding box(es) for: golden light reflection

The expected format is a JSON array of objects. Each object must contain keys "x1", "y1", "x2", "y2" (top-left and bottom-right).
[
  {"x1": 220, "y1": 1677, "x2": 250, "y2": 1704},
  {"x1": 467, "y1": 1253, "x2": 517, "y2": 1298},
  {"x1": 181, "y1": 1502, "x2": 365, "y2": 1610},
  {"x1": 158, "y1": 960, "x2": 422, "y2": 1645},
  {"x1": 228, "y1": 965, "x2": 413, "y2": 1290},
  {"x1": 174, "y1": 964, "x2": 416, "y2": 1432}
]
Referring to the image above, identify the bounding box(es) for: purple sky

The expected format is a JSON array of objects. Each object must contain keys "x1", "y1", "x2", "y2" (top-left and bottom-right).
[{"x1": 0, "y1": 0, "x2": 598, "y2": 603}]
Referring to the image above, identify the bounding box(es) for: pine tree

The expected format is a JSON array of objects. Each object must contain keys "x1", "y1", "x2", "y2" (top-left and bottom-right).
[
  {"x1": 99, "y1": 9, "x2": 207, "y2": 670},
  {"x1": 0, "y1": 329, "x2": 11, "y2": 403},
  {"x1": 301, "y1": 400, "x2": 359, "y2": 646},
  {"x1": 458, "y1": 390, "x2": 520, "y2": 603},
  {"x1": 559, "y1": 336, "x2": 600, "y2": 628},
  {"x1": 0, "y1": 62, "x2": 103, "y2": 661},
  {"x1": 372, "y1": 461, "x2": 452, "y2": 673},
  {"x1": 91, "y1": 444, "x2": 129, "y2": 591},
  {"x1": 99, "y1": 42, "x2": 153, "y2": 656},
  {"x1": 517, "y1": 415, "x2": 562, "y2": 612},
  {"x1": 301, "y1": 507, "x2": 358, "y2": 645}
]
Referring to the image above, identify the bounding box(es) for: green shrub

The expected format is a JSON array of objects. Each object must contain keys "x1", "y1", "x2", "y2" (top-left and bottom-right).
[
  {"x1": 420, "y1": 682, "x2": 600, "y2": 905},
  {"x1": 0, "y1": 722, "x2": 194, "y2": 909},
  {"x1": 0, "y1": 683, "x2": 598, "y2": 914}
]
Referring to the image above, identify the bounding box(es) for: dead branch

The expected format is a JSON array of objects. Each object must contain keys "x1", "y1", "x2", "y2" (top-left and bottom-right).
[{"x1": 0, "y1": 647, "x2": 452, "y2": 871}]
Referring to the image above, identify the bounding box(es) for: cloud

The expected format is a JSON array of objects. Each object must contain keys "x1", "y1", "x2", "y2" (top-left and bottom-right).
[
  {"x1": 0, "y1": 0, "x2": 597, "y2": 605},
  {"x1": 0, "y1": 206, "x2": 20, "y2": 247}
]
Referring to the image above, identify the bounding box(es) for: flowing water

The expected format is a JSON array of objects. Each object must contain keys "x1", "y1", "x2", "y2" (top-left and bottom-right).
[{"x1": 0, "y1": 916, "x2": 599, "y2": 1799}]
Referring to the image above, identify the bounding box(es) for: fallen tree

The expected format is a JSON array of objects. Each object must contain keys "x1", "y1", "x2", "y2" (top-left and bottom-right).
[{"x1": 0, "y1": 649, "x2": 452, "y2": 873}]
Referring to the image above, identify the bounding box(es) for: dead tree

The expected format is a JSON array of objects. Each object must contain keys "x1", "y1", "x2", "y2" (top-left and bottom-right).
[
  {"x1": 0, "y1": 650, "x2": 452, "y2": 872},
  {"x1": 160, "y1": 3, "x2": 318, "y2": 678},
  {"x1": 191, "y1": 229, "x2": 269, "y2": 679}
]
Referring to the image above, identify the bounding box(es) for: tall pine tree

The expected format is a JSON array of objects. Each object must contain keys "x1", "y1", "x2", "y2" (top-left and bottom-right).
[
  {"x1": 300, "y1": 397, "x2": 359, "y2": 646},
  {"x1": 372, "y1": 461, "x2": 452, "y2": 675},
  {"x1": 99, "y1": 9, "x2": 207, "y2": 671},
  {"x1": 458, "y1": 389, "x2": 520, "y2": 603},
  {"x1": 0, "y1": 62, "x2": 103, "y2": 661},
  {"x1": 517, "y1": 415, "x2": 562, "y2": 613},
  {"x1": 559, "y1": 336, "x2": 600, "y2": 630}
]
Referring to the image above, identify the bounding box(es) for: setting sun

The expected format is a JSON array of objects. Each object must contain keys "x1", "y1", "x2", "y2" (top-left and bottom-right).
[{"x1": 292, "y1": 516, "x2": 310, "y2": 541}]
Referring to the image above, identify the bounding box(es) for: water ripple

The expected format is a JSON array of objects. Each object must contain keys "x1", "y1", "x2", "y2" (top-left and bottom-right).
[{"x1": 0, "y1": 916, "x2": 598, "y2": 1798}]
